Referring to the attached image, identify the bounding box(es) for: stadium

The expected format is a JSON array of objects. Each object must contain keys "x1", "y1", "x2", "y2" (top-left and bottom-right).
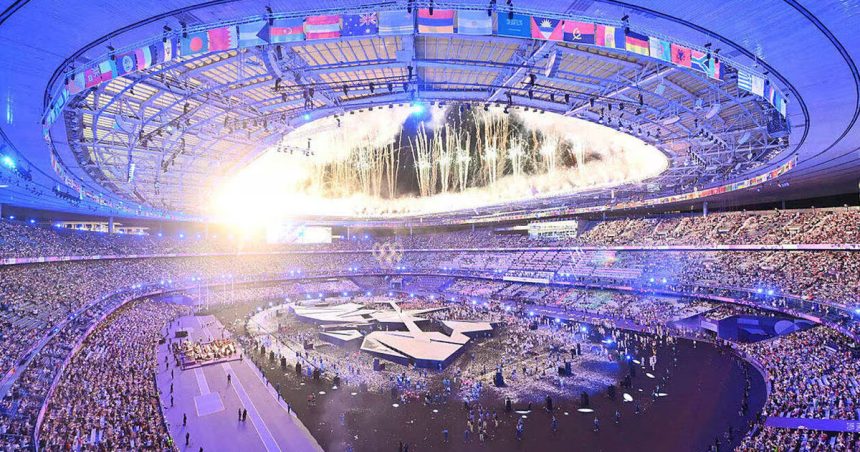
[{"x1": 0, "y1": 1, "x2": 858, "y2": 451}]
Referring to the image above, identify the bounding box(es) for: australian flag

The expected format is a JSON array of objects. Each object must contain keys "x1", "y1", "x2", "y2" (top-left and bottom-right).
[{"x1": 343, "y1": 13, "x2": 378, "y2": 37}]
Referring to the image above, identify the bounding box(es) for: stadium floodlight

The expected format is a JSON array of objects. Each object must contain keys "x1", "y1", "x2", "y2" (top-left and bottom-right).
[{"x1": 1, "y1": 155, "x2": 15, "y2": 169}]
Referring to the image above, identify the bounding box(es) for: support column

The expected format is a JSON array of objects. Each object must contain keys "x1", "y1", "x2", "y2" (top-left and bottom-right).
[
  {"x1": 703, "y1": 201, "x2": 709, "y2": 217},
  {"x1": 108, "y1": 216, "x2": 115, "y2": 234}
]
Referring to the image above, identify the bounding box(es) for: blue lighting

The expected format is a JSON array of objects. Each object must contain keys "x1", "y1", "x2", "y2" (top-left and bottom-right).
[
  {"x1": 757, "y1": 288, "x2": 764, "y2": 294},
  {"x1": 303, "y1": 113, "x2": 311, "y2": 120},
  {"x1": 649, "y1": 277, "x2": 655, "y2": 283},
  {"x1": 1, "y1": 155, "x2": 15, "y2": 169},
  {"x1": 409, "y1": 103, "x2": 424, "y2": 115},
  {"x1": 661, "y1": 278, "x2": 667, "y2": 284},
  {"x1": 28, "y1": 219, "x2": 35, "y2": 224},
  {"x1": 179, "y1": 233, "x2": 184, "y2": 239},
  {"x1": 767, "y1": 289, "x2": 774, "y2": 296}
]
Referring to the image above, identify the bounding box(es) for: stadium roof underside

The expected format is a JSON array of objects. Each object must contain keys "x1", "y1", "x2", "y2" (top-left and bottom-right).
[{"x1": 0, "y1": 0, "x2": 858, "y2": 225}]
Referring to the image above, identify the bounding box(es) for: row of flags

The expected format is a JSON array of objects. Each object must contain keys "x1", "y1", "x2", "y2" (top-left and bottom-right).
[
  {"x1": 498, "y1": 14, "x2": 723, "y2": 81},
  {"x1": 48, "y1": 9, "x2": 784, "y2": 128},
  {"x1": 738, "y1": 69, "x2": 788, "y2": 117}
]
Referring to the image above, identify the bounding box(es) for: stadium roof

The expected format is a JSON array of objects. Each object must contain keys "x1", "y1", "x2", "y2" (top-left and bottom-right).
[{"x1": 0, "y1": 0, "x2": 857, "y2": 225}]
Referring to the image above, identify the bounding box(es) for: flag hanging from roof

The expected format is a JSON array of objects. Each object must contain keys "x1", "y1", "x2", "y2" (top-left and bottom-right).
[
  {"x1": 670, "y1": 42, "x2": 691, "y2": 67},
  {"x1": 649, "y1": 37, "x2": 671, "y2": 62},
  {"x1": 737, "y1": 70, "x2": 765, "y2": 96},
  {"x1": 530, "y1": 16, "x2": 564, "y2": 41},
  {"x1": 305, "y1": 15, "x2": 341, "y2": 40},
  {"x1": 765, "y1": 82, "x2": 788, "y2": 117},
  {"x1": 563, "y1": 20, "x2": 595, "y2": 44},
  {"x1": 98, "y1": 60, "x2": 116, "y2": 83},
  {"x1": 417, "y1": 9, "x2": 454, "y2": 34},
  {"x1": 691, "y1": 50, "x2": 723, "y2": 80},
  {"x1": 134, "y1": 45, "x2": 154, "y2": 70},
  {"x1": 207, "y1": 26, "x2": 238, "y2": 51},
  {"x1": 625, "y1": 30, "x2": 649, "y2": 56},
  {"x1": 456, "y1": 10, "x2": 492, "y2": 35},
  {"x1": 764, "y1": 80, "x2": 776, "y2": 104},
  {"x1": 497, "y1": 12, "x2": 531, "y2": 38},
  {"x1": 238, "y1": 20, "x2": 268, "y2": 47},
  {"x1": 114, "y1": 51, "x2": 138, "y2": 77},
  {"x1": 84, "y1": 60, "x2": 114, "y2": 88},
  {"x1": 379, "y1": 10, "x2": 413, "y2": 35},
  {"x1": 180, "y1": 31, "x2": 209, "y2": 56},
  {"x1": 66, "y1": 72, "x2": 86, "y2": 95},
  {"x1": 157, "y1": 38, "x2": 177, "y2": 65},
  {"x1": 595, "y1": 25, "x2": 624, "y2": 49},
  {"x1": 776, "y1": 93, "x2": 788, "y2": 117},
  {"x1": 264, "y1": 18, "x2": 305, "y2": 43},
  {"x1": 342, "y1": 13, "x2": 378, "y2": 36}
]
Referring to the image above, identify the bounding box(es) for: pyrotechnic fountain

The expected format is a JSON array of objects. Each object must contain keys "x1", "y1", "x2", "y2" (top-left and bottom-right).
[{"x1": 213, "y1": 104, "x2": 668, "y2": 219}]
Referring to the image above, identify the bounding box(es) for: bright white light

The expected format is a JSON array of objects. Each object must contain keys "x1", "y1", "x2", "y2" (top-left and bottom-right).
[{"x1": 210, "y1": 105, "x2": 668, "y2": 222}]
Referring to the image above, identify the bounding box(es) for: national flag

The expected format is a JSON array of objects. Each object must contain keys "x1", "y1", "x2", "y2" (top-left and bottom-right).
[
  {"x1": 342, "y1": 13, "x2": 378, "y2": 37},
  {"x1": 180, "y1": 31, "x2": 209, "y2": 56},
  {"x1": 305, "y1": 15, "x2": 341, "y2": 40},
  {"x1": 84, "y1": 60, "x2": 114, "y2": 88},
  {"x1": 776, "y1": 94, "x2": 788, "y2": 117},
  {"x1": 114, "y1": 51, "x2": 138, "y2": 77},
  {"x1": 625, "y1": 30, "x2": 649, "y2": 56},
  {"x1": 263, "y1": 18, "x2": 304, "y2": 43},
  {"x1": 530, "y1": 16, "x2": 564, "y2": 41},
  {"x1": 649, "y1": 37, "x2": 671, "y2": 62},
  {"x1": 417, "y1": 9, "x2": 454, "y2": 34},
  {"x1": 378, "y1": 10, "x2": 413, "y2": 35},
  {"x1": 764, "y1": 81, "x2": 776, "y2": 104},
  {"x1": 670, "y1": 43, "x2": 691, "y2": 67},
  {"x1": 456, "y1": 10, "x2": 492, "y2": 35},
  {"x1": 207, "y1": 26, "x2": 238, "y2": 51},
  {"x1": 98, "y1": 60, "x2": 116, "y2": 82},
  {"x1": 66, "y1": 72, "x2": 86, "y2": 95},
  {"x1": 497, "y1": 12, "x2": 531, "y2": 38},
  {"x1": 237, "y1": 20, "x2": 268, "y2": 47},
  {"x1": 595, "y1": 25, "x2": 624, "y2": 49},
  {"x1": 134, "y1": 45, "x2": 154, "y2": 70},
  {"x1": 691, "y1": 50, "x2": 711, "y2": 74},
  {"x1": 156, "y1": 38, "x2": 177, "y2": 65},
  {"x1": 709, "y1": 59, "x2": 722, "y2": 80},
  {"x1": 692, "y1": 54, "x2": 722, "y2": 80},
  {"x1": 737, "y1": 70, "x2": 765, "y2": 96},
  {"x1": 563, "y1": 20, "x2": 594, "y2": 44}
]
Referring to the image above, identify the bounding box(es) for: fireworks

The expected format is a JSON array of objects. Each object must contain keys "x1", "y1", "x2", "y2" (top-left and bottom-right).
[{"x1": 212, "y1": 104, "x2": 667, "y2": 220}]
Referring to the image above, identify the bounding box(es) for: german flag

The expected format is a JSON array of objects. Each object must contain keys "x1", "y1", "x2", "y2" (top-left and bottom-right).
[{"x1": 625, "y1": 30, "x2": 650, "y2": 56}]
